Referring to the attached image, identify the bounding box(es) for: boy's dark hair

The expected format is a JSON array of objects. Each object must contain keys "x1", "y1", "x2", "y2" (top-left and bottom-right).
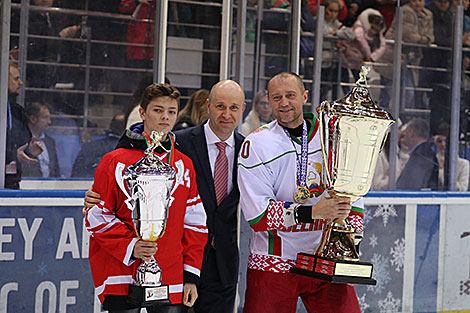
[
  {"x1": 369, "y1": 15, "x2": 384, "y2": 29},
  {"x1": 140, "y1": 83, "x2": 181, "y2": 111}
]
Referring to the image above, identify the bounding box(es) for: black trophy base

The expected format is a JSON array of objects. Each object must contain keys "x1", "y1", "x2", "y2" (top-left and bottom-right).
[
  {"x1": 128, "y1": 284, "x2": 171, "y2": 307},
  {"x1": 290, "y1": 253, "x2": 376, "y2": 286}
]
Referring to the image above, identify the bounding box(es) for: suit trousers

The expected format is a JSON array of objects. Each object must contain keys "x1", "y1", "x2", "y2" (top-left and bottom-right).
[
  {"x1": 243, "y1": 269, "x2": 360, "y2": 313},
  {"x1": 194, "y1": 246, "x2": 236, "y2": 313}
]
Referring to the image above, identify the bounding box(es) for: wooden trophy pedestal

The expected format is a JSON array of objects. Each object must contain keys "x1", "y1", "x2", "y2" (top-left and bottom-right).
[{"x1": 290, "y1": 253, "x2": 376, "y2": 285}]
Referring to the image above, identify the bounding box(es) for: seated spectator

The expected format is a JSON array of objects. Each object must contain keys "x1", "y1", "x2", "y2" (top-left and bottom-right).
[
  {"x1": 22, "y1": 102, "x2": 60, "y2": 178},
  {"x1": 376, "y1": 0, "x2": 434, "y2": 109},
  {"x1": 396, "y1": 118, "x2": 439, "y2": 190},
  {"x1": 240, "y1": 90, "x2": 274, "y2": 136},
  {"x1": 173, "y1": 89, "x2": 210, "y2": 131},
  {"x1": 309, "y1": 0, "x2": 349, "y2": 21},
  {"x1": 337, "y1": 9, "x2": 386, "y2": 90},
  {"x1": 320, "y1": 0, "x2": 355, "y2": 100},
  {"x1": 372, "y1": 122, "x2": 410, "y2": 189},
  {"x1": 5, "y1": 62, "x2": 43, "y2": 189},
  {"x1": 433, "y1": 123, "x2": 470, "y2": 191},
  {"x1": 71, "y1": 114, "x2": 126, "y2": 178}
]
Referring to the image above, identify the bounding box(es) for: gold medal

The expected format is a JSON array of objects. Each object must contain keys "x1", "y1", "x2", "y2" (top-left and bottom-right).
[{"x1": 294, "y1": 186, "x2": 310, "y2": 204}]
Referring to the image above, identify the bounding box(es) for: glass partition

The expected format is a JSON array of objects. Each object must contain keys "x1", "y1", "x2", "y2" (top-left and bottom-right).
[{"x1": 1, "y1": 0, "x2": 469, "y2": 191}]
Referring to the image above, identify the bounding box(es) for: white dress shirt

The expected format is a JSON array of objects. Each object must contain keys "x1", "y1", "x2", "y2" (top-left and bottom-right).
[{"x1": 204, "y1": 121, "x2": 235, "y2": 195}]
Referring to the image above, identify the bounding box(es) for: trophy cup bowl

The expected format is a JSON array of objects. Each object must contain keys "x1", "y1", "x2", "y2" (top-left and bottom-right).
[
  {"x1": 290, "y1": 67, "x2": 394, "y2": 285},
  {"x1": 124, "y1": 131, "x2": 176, "y2": 306}
]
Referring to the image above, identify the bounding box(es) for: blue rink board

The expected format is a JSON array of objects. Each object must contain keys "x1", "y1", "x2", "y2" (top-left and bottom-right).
[{"x1": 0, "y1": 204, "x2": 96, "y2": 312}]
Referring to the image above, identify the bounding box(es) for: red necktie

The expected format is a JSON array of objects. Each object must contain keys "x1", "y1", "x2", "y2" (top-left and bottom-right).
[{"x1": 214, "y1": 142, "x2": 228, "y2": 206}]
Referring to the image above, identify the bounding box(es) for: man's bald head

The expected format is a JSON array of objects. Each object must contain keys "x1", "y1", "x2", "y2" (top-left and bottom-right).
[
  {"x1": 206, "y1": 80, "x2": 246, "y2": 141},
  {"x1": 208, "y1": 80, "x2": 245, "y2": 104}
]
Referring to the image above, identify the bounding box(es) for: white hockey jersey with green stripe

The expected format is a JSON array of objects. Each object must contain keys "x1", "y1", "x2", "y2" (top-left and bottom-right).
[{"x1": 237, "y1": 113, "x2": 364, "y2": 273}]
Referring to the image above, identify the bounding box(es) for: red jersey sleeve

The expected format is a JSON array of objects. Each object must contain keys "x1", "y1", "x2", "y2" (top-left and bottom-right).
[{"x1": 85, "y1": 153, "x2": 139, "y2": 267}]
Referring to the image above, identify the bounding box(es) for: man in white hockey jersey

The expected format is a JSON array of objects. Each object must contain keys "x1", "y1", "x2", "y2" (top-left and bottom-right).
[{"x1": 237, "y1": 72, "x2": 364, "y2": 313}]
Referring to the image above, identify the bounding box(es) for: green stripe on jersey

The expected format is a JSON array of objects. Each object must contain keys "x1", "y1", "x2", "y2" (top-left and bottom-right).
[
  {"x1": 268, "y1": 230, "x2": 275, "y2": 255},
  {"x1": 351, "y1": 206, "x2": 364, "y2": 214},
  {"x1": 238, "y1": 149, "x2": 322, "y2": 170},
  {"x1": 249, "y1": 200, "x2": 273, "y2": 226}
]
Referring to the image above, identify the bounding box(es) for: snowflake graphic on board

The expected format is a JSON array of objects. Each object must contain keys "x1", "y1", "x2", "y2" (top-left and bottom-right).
[
  {"x1": 373, "y1": 204, "x2": 397, "y2": 227},
  {"x1": 367, "y1": 253, "x2": 391, "y2": 294},
  {"x1": 363, "y1": 207, "x2": 373, "y2": 227},
  {"x1": 358, "y1": 293, "x2": 370, "y2": 312},
  {"x1": 37, "y1": 262, "x2": 48, "y2": 276},
  {"x1": 460, "y1": 279, "x2": 470, "y2": 295},
  {"x1": 369, "y1": 234, "x2": 378, "y2": 248},
  {"x1": 390, "y1": 238, "x2": 405, "y2": 272},
  {"x1": 378, "y1": 291, "x2": 401, "y2": 313}
]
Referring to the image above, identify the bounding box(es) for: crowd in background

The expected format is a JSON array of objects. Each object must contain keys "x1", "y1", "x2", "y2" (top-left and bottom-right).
[{"x1": 4, "y1": 0, "x2": 470, "y2": 190}]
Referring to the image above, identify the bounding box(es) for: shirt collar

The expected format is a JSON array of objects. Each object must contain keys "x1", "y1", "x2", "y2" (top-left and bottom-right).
[{"x1": 204, "y1": 120, "x2": 235, "y2": 147}]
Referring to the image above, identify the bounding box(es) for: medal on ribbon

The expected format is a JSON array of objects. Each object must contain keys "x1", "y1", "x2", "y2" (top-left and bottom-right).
[{"x1": 284, "y1": 121, "x2": 310, "y2": 204}]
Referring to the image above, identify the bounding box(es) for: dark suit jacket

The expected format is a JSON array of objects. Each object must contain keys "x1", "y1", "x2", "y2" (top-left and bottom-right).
[
  {"x1": 174, "y1": 124, "x2": 244, "y2": 287},
  {"x1": 5, "y1": 99, "x2": 32, "y2": 188},
  {"x1": 71, "y1": 135, "x2": 120, "y2": 178},
  {"x1": 396, "y1": 141, "x2": 439, "y2": 190},
  {"x1": 22, "y1": 134, "x2": 60, "y2": 178}
]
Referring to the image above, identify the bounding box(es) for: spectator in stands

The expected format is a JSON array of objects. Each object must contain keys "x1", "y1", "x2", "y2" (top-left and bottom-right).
[
  {"x1": 372, "y1": 121, "x2": 410, "y2": 189},
  {"x1": 22, "y1": 102, "x2": 60, "y2": 178},
  {"x1": 5, "y1": 62, "x2": 43, "y2": 189},
  {"x1": 71, "y1": 114, "x2": 126, "y2": 178},
  {"x1": 376, "y1": 0, "x2": 434, "y2": 109},
  {"x1": 125, "y1": 73, "x2": 170, "y2": 128},
  {"x1": 375, "y1": 0, "x2": 397, "y2": 28},
  {"x1": 309, "y1": 0, "x2": 349, "y2": 21},
  {"x1": 422, "y1": 0, "x2": 454, "y2": 133},
  {"x1": 434, "y1": 134, "x2": 470, "y2": 191},
  {"x1": 320, "y1": 0, "x2": 355, "y2": 101},
  {"x1": 240, "y1": 90, "x2": 274, "y2": 136},
  {"x1": 433, "y1": 123, "x2": 470, "y2": 191},
  {"x1": 396, "y1": 118, "x2": 439, "y2": 190},
  {"x1": 173, "y1": 89, "x2": 210, "y2": 131},
  {"x1": 337, "y1": 8, "x2": 386, "y2": 91},
  {"x1": 18, "y1": 0, "x2": 80, "y2": 88},
  {"x1": 119, "y1": 0, "x2": 156, "y2": 69}
]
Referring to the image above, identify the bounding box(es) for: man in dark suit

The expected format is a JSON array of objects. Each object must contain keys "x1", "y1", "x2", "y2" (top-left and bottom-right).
[
  {"x1": 5, "y1": 62, "x2": 43, "y2": 188},
  {"x1": 174, "y1": 80, "x2": 246, "y2": 313},
  {"x1": 22, "y1": 102, "x2": 60, "y2": 178},
  {"x1": 397, "y1": 118, "x2": 439, "y2": 190}
]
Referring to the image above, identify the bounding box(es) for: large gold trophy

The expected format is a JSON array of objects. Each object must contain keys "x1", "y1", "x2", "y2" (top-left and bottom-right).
[
  {"x1": 124, "y1": 131, "x2": 176, "y2": 305},
  {"x1": 290, "y1": 67, "x2": 394, "y2": 285}
]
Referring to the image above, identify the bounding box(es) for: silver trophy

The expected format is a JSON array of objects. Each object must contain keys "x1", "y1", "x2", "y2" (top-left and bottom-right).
[
  {"x1": 124, "y1": 131, "x2": 176, "y2": 305},
  {"x1": 290, "y1": 66, "x2": 395, "y2": 285}
]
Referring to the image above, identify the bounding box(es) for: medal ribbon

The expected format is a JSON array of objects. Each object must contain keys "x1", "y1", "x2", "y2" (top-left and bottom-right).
[
  {"x1": 142, "y1": 131, "x2": 175, "y2": 168},
  {"x1": 283, "y1": 121, "x2": 309, "y2": 190}
]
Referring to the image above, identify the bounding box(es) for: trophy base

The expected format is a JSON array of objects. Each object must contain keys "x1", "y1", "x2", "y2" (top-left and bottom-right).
[
  {"x1": 290, "y1": 253, "x2": 376, "y2": 286},
  {"x1": 128, "y1": 284, "x2": 171, "y2": 306}
]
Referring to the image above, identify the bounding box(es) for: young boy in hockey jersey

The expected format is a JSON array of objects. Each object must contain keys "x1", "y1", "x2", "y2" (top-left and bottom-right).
[{"x1": 85, "y1": 83, "x2": 208, "y2": 313}]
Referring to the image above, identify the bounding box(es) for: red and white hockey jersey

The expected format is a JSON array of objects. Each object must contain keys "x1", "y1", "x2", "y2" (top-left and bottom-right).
[
  {"x1": 237, "y1": 113, "x2": 364, "y2": 273},
  {"x1": 86, "y1": 142, "x2": 207, "y2": 304}
]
